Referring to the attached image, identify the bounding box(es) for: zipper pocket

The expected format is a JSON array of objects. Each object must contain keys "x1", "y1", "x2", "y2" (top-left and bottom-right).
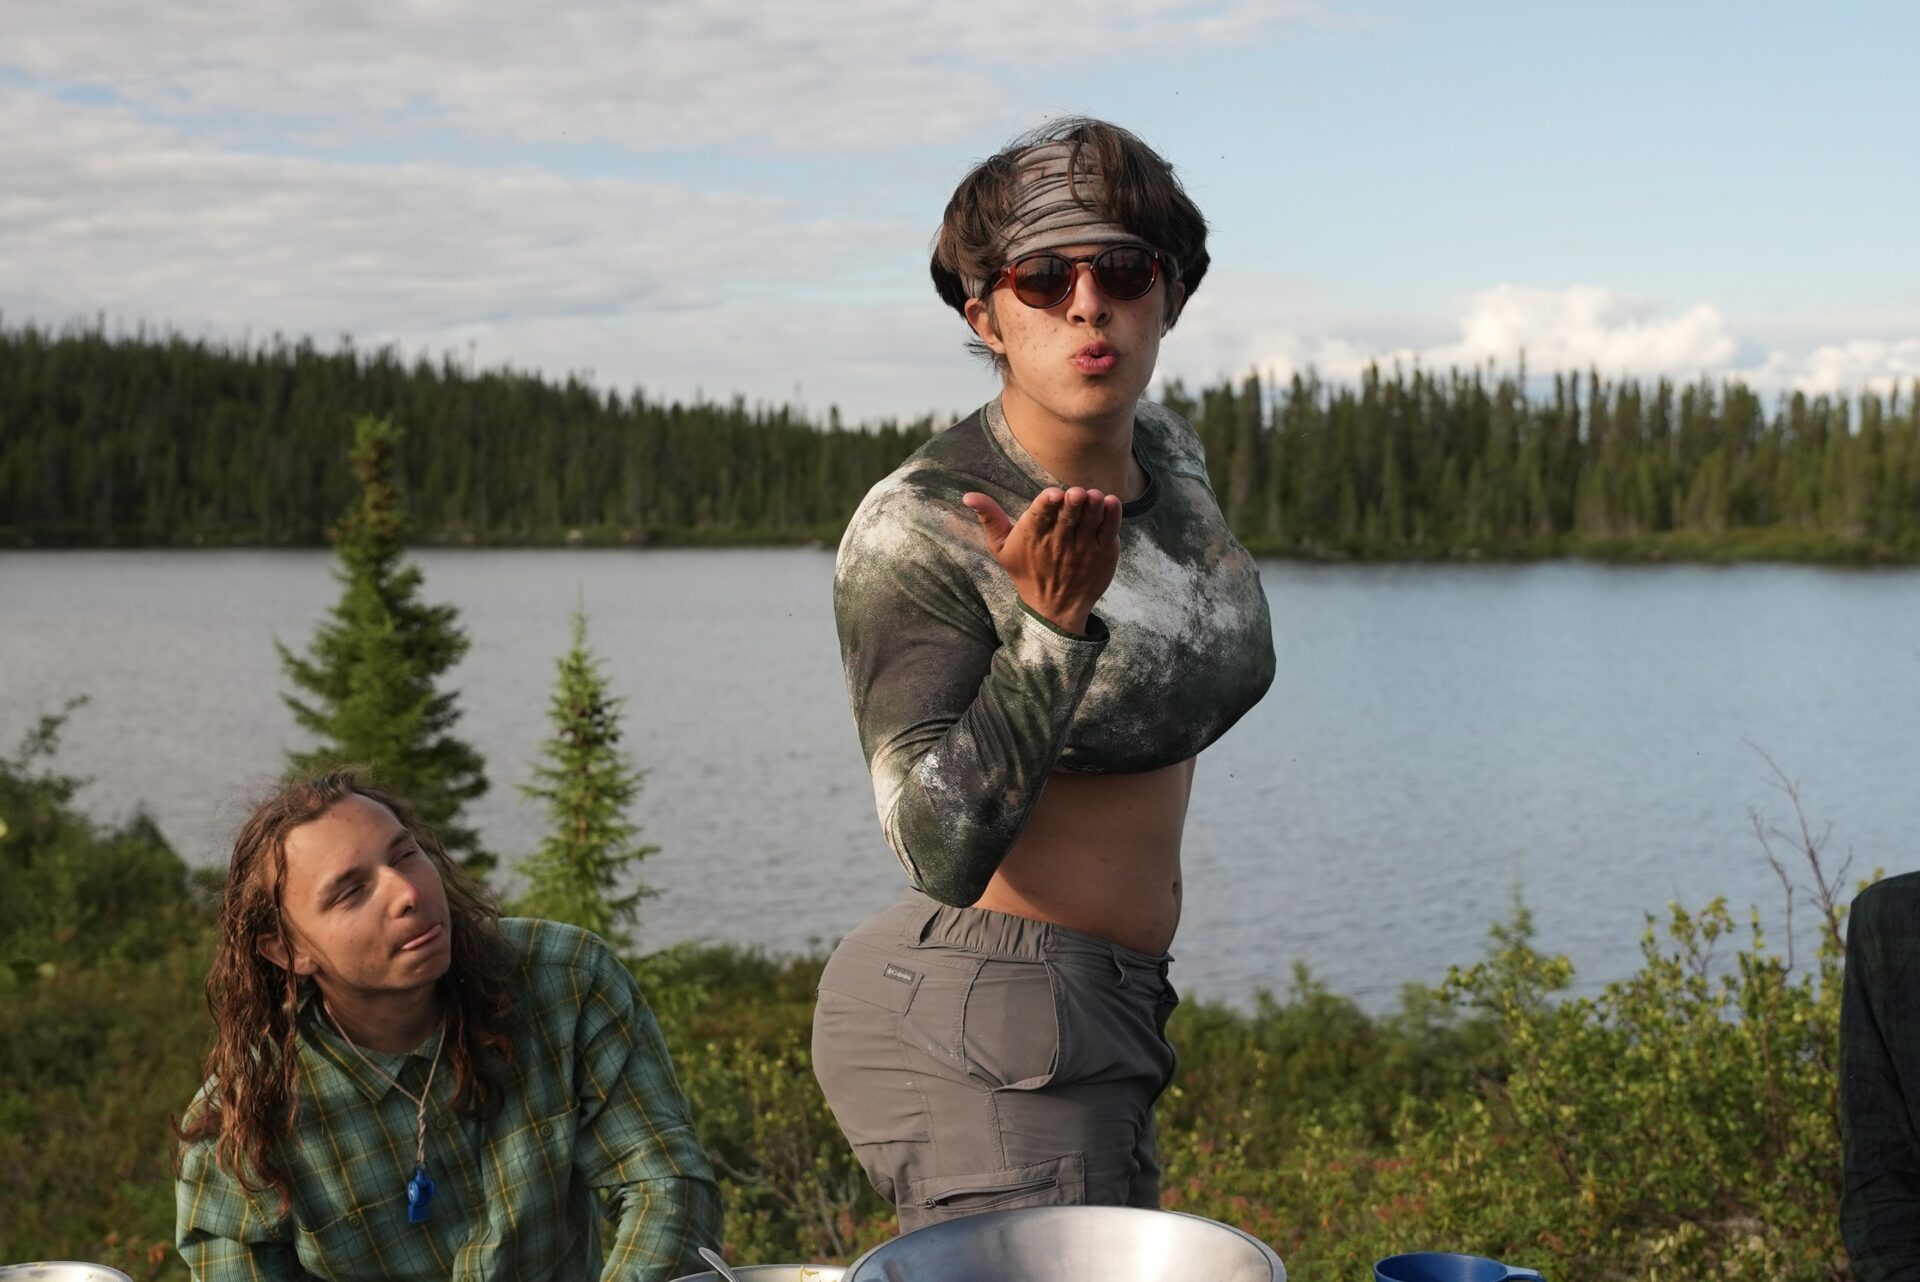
[{"x1": 921, "y1": 1173, "x2": 1058, "y2": 1211}]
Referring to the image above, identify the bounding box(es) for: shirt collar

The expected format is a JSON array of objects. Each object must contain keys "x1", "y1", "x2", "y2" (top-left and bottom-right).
[{"x1": 297, "y1": 986, "x2": 444, "y2": 1104}]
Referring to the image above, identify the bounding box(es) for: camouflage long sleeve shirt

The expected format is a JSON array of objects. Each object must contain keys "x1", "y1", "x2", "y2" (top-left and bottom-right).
[{"x1": 834, "y1": 396, "x2": 1275, "y2": 905}]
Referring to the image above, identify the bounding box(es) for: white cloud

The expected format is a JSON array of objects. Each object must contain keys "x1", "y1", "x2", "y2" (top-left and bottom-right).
[
  {"x1": 5, "y1": 79, "x2": 1914, "y2": 425},
  {"x1": 1425, "y1": 285, "x2": 1739, "y2": 376},
  {"x1": 0, "y1": 82, "x2": 992, "y2": 420},
  {"x1": 8, "y1": 0, "x2": 1324, "y2": 152},
  {"x1": 1177, "y1": 279, "x2": 1920, "y2": 403},
  {"x1": 1792, "y1": 338, "x2": 1920, "y2": 397},
  {"x1": 1245, "y1": 284, "x2": 1743, "y2": 384},
  {"x1": 0, "y1": 87, "x2": 915, "y2": 351}
]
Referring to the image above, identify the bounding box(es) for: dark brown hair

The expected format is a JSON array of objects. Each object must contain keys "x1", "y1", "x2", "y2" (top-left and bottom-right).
[
  {"x1": 174, "y1": 772, "x2": 517, "y2": 1212},
  {"x1": 930, "y1": 115, "x2": 1211, "y2": 355}
]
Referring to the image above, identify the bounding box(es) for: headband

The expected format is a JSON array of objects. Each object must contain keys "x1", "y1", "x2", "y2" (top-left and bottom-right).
[{"x1": 963, "y1": 141, "x2": 1151, "y2": 299}]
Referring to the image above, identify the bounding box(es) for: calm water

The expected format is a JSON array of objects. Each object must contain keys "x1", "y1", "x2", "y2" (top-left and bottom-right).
[{"x1": 3, "y1": 549, "x2": 1916, "y2": 1010}]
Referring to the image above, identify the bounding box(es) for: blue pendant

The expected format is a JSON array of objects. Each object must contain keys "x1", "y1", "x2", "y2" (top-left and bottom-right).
[{"x1": 406, "y1": 1165, "x2": 437, "y2": 1224}]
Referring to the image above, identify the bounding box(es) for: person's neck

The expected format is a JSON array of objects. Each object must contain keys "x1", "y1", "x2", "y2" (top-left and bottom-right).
[
  {"x1": 999, "y1": 385, "x2": 1146, "y2": 500},
  {"x1": 320, "y1": 980, "x2": 445, "y2": 1055}
]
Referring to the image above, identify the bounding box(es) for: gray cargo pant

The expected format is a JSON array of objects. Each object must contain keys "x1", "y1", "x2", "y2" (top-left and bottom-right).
[{"x1": 811, "y1": 889, "x2": 1179, "y2": 1230}]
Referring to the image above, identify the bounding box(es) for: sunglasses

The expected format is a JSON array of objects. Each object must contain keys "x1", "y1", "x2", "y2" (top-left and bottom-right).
[{"x1": 987, "y1": 245, "x2": 1172, "y2": 310}]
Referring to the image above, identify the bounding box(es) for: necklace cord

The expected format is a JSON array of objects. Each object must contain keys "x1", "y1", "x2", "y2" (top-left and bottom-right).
[{"x1": 324, "y1": 1002, "x2": 448, "y2": 1168}]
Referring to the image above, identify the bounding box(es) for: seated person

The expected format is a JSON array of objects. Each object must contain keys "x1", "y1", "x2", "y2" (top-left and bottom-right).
[
  {"x1": 174, "y1": 772, "x2": 721, "y2": 1281},
  {"x1": 1842, "y1": 870, "x2": 1920, "y2": 1280}
]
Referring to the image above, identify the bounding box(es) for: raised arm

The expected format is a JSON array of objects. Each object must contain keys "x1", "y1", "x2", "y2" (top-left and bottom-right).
[{"x1": 835, "y1": 482, "x2": 1120, "y2": 906}]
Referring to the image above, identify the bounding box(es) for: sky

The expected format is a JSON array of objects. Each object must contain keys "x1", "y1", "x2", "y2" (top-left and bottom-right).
[{"x1": 4, "y1": 0, "x2": 1918, "y2": 424}]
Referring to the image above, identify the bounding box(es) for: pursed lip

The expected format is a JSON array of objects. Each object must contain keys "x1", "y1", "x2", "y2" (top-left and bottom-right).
[
  {"x1": 398, "y1": 922, "x2": 444, "y2": 952},
  {"x1": 1070, "y1": 341, "x2": 1119, "y2": 374}
]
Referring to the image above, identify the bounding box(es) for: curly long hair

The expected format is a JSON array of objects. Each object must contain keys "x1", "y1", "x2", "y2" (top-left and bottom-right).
[{"x1": 174, "y1": 772, "x2": 517, "y2": 1212}]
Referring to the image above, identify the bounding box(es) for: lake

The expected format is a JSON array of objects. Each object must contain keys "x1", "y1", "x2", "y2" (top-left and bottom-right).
[{"x1": 3, "y1": 549, "x2": 1916, "y2": 1010}]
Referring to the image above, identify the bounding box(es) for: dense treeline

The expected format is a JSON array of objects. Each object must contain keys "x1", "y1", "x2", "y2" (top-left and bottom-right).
[
  {"x1": 1167, "y1": 367, "x2": 1920, "y2": 561},
  {"x1": 0, "y1": 322, "x2": 932, "y2": 547},
  {"x1": 4, "y1": 320, "x2": 1919, "y2": 559}
]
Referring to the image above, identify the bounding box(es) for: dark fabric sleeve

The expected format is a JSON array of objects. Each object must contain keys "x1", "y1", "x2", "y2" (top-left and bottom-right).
[
  {"x1": 834, "y1": 485, "x2": 1106, "y2": 905},
  {"x1": 1841, "y1": 878, "x2": 1920, "y2": 1282}
]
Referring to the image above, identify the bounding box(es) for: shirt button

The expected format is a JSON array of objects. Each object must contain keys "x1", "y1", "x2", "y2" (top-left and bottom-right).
[
  {"x1": 347, "y1": 1212, "x2": 363, "y2": 1226},
  {"x1": 537, "y1": 1121, "x2": 552, "y2": 1137}
]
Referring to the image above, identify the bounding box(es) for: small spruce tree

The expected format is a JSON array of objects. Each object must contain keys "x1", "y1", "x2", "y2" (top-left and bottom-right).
[
  {"x1": 278, "y1": 415, "x2": 491, "y2": 868},
  {"x1": 515, "y1": 609, "x2": 655, "y2": 949}
]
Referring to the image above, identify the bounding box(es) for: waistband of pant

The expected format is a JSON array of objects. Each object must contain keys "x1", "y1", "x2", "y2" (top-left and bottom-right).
[{"x1": 892, "y1": 887, "x2": 1172, "y2": 978}]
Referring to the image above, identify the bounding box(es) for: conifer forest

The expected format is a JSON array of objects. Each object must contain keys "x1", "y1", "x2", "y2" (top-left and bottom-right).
[{"x1": 5, "y1": 320, "x2": 1917, "y2": 561}]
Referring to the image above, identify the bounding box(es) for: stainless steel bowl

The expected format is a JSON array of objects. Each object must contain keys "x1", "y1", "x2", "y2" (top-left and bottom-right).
[
  {"x1": 667, "y1": 1265, "x2": 847, "y2": 1282},
  {"x1": 0, "y1": 1265, "x2": 134, "y2": 1282},
  {"x1": 845, "y1": 1206, "x2": 1286, "y2": 1282}
]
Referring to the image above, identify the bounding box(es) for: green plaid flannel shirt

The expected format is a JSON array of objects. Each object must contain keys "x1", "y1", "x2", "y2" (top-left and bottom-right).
[
  {"x1": 1843, "y1": 871, "x2": 1920, "y2": 1281},
  {"x1": 176, "y1": 918, "x2": 723, "y2": 1282}
]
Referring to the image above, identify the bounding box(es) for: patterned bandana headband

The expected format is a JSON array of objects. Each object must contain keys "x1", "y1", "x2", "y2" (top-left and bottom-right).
[{"x1": 965, "y1": 141, "x2": 1152, "y2": 299}]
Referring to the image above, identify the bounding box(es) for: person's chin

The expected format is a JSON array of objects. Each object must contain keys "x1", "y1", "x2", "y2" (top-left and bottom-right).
[
  {"x1": 419, "y1": 936, "x2": 456, "y2": 982},
  {"x1": 1072, "y1": 382, "x2": 1144, "y2": 417}
]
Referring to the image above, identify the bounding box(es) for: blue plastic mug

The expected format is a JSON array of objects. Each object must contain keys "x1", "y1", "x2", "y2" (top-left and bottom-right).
[{"x1": 1374, "y1": 1252, "x2": 1544, "y2": 1282}]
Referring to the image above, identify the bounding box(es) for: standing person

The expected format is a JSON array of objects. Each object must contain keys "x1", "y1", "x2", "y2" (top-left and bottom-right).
[
  {"x1": 813, "y1": 117, "x2": 1274, "y2": 1229},
  {"x1": 1840, "y1": 870, "x2": 1920, "y2": 1280},
  {"x1": 174, "y1": 772, "x2": 722, "y2": 1281}
]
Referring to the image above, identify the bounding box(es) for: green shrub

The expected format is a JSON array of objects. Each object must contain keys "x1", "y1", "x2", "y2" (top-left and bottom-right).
[{"x1": 0, "y1": 715, "x2": 1863, "y2": 1279}]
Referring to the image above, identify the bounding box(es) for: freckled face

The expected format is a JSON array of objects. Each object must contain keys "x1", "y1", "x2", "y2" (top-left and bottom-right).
[
  {"x1": 966, "y1": 244, "x2": 1183, "y2": 435},
  {"x1": 273, "y1": 793, "x2": 453, "y2": 996}
]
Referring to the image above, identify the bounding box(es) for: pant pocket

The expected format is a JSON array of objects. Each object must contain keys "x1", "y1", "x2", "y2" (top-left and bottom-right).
[
  {"x1": 960, "y1": 958, "x2": 1060, "y2": 1091},
  {"x1": 1045, "y1": 961, "x2": 1178, "y2": 1090},
  {"x1": 905, "y1": 1151, "x2": 1086, "y2": 1219}
]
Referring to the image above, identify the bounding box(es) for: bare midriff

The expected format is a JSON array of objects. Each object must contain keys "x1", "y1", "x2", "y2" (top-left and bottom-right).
[{"x1": 970, "y1": 756, "x2": 1195, "y2": 956}]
